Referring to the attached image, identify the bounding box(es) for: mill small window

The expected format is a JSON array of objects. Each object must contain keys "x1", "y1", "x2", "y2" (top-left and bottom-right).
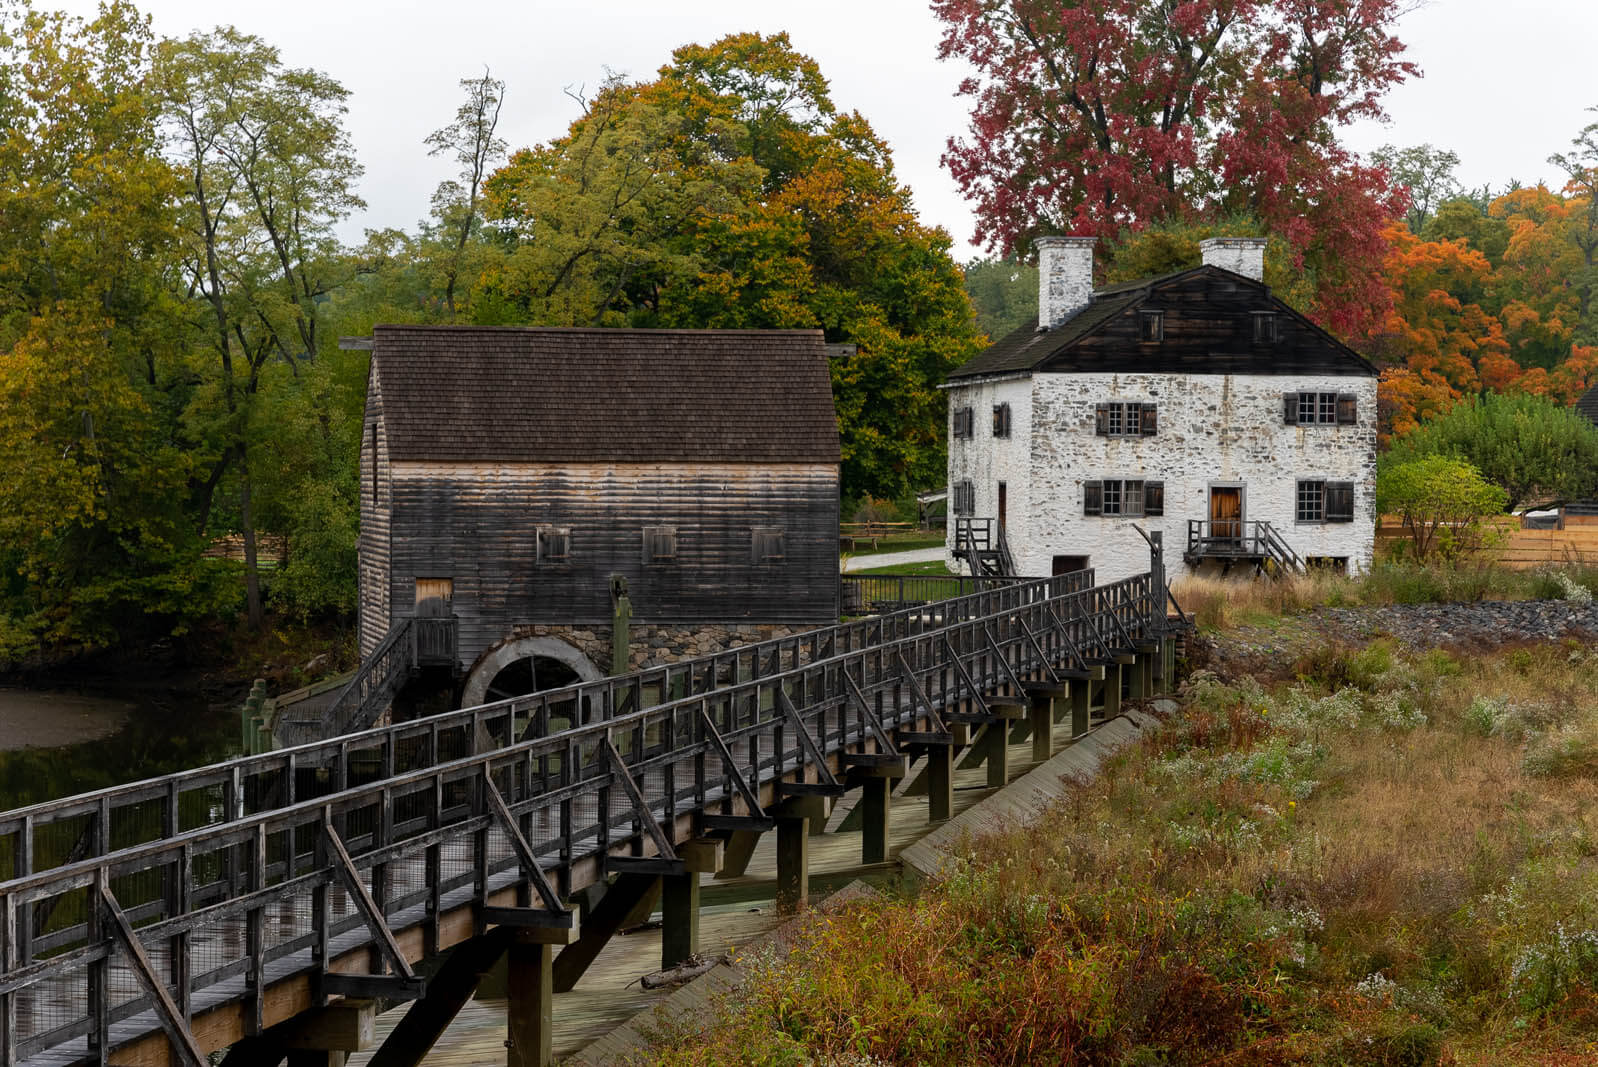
[
  {"x1": 1095, "y1": 402, "x2": 1157, "y2": 437},
  {"x1": 1285, "y1": 391, "x2": 1352, "y2": 426},
  {"x1": 953, "y1": 407, "x2": 974, "y2": 439},
  {"x1": 537, "y1": 526, "x2": 571, "y2": 564},
  {"x1": 1083, "y1": 479, "x2": 1163, "y2": 517},
  {"x1": 1296, "y1": 480, "x2": 1324, "y2": 523},
  {"x1": 1252, "y1": 312, "x2": 1278, "y2": 344},
  {"x1": 1139, "y1": 310, "x2": 1164, "y2": 343},
  {"x1": 751, "y1": 527, "x2": 786, "y2": 562},
  {"x1": 952, "y1": 480, "x2": 975, "y2": 516},
  {"x1": 643, "y1": 525, "x2": 678, "y2": 563},
  {"x1": 992, "y1": 403, "x2": 1011, "y2": 439}
]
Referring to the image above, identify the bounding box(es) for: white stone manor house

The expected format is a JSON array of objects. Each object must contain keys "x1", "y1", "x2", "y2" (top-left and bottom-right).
[{"x1": 944, "y1": 236, "x2": 1379, "y2": 582}]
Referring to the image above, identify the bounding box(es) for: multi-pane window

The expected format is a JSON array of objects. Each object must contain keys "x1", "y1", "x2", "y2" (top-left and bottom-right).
[
  {"x1": 1284, "y1": 391, "x2": 1357, "y2": 425},
  {"x1": 1296, "y1": 480, "x2": 1354, "y2": 523},
  {"x1": 1095, "y1": 402, "x2": 1158, "y2": 437},
  {"x1": 1252, "y1": 312, "x2": 1278, "y2": 344},
  {"x1": 992, "y1": 403, "x2": 1012, "y2": 438},
  {"x1": 1140, "y1": 310, "x2": 1164, "y2": 342},
  {"x1": 952, "y1": 407, "x2": 974, "y2": 439},
  {"x1": 1083, "y1": 479, "x2": 1164, "y2": 517}
]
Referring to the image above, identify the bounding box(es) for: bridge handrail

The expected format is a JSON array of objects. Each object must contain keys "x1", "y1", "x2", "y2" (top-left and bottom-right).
[
  {"x1": 0, "y1": 570, "x2": 1091, "y2": 850},
  {"x1": 0, "y1": 570, "x2": 1161, "y2": 1061}
]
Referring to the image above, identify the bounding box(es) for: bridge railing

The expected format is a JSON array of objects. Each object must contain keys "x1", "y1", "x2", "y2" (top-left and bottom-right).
[
  {"x1": 0, "y1": 570, "x2": 1105, "y2": 898},
  {"x1": 0, "y1": 570, "x2": 1161, "y2": 1063},
  {"x1": 840, "y1": 571, "x2": 1061, "y2": 615}
]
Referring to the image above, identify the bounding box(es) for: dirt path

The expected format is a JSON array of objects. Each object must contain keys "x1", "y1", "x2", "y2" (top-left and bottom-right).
[{"x1": 0, "y1": 687, "x2": 133, "y2": 751}]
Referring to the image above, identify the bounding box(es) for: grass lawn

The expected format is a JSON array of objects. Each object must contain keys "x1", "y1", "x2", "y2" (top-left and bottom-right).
[
  {"x1": 846, "y1": 558, "x2": 961, "y2": 576},
  {"x1": 632, "y1": 630, "x2": 1598, "y2": 1066},
  {"x1": 841, "y1": 531, "x2": 947, "y2": 557}
]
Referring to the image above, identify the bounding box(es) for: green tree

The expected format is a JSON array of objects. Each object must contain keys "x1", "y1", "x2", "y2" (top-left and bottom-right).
[
  {"x1": 963, "y1": 258, "x2": 1037, "y2": 340},
  {"x1": 483, "y1": 33, "x2": 983, "y2": 499},
  {"x1": 1384, "y1": 392, "x2": 1598, "y2": 511},
  {"x1": 154, "y1": 27, "x2": 364, "y2": 627},
  {"x1": 1376, "y1": 455, "x2": 1509, "y2": 561},
  {"x1": 0, "y1": 2, "x2": 237, "y2": 656},
  {"x1": 1372, "y1": 144, "x2": 1462, "y2": 235},
  {"x1": 421, "y1": 69, "x2": 507, "y2": 318},
  {"x1": 1549, "y1": 108, "x2": 1598, "y2": 344}
]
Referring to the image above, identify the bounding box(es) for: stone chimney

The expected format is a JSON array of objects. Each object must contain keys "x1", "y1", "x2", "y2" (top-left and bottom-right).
[
  {"x1": 1199, "y1": 237, "x2": 1266, "y2": 282},
  {"x1": 1035, "y1": 236, "x2": 1097, "y2": 329}
]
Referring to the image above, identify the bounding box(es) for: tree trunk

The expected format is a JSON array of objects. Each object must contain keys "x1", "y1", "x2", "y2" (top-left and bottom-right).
[{"x1": 241, "y1": 450, "x2": 263, "y2": 629}]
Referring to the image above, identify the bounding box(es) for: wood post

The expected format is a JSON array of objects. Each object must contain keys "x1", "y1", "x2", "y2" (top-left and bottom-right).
[
  {"x1": 506, "y1": 935, "x2": 554, "y2": 1067},
  {"x1": 1071, "y1": 680, "x2": 1091, "y2": 739},
  {"x1": 775, "y1": 812, "x2": 810, "y2": 913},
  {"x1": 1030, "y1": 695, "x2": 1053, "y2": 763},
  {"x1": 1141, "y1": 651, "x2": 1154, "y2": 699},
  {"x1": 662, "y1": 841, "x2": 720, "y2": 969},
  {"x1": 860, "y1": 777, "x2": 891, "y2": 864},
  {"x1": 984, "y1": 720, "x2": 1009, "y2": 787},
  {"x1": 286, "y1": 1053, "x2": 346, "y2": 1067},
  {"x1": 1130, "y1": 653, "x2": 1148, "y2": 701},
  {"x1": 716, "y1": 830, "x2": 760, "y2": 880},
  {"x1": 551, "y1": 873, "x2": 659, "y2": 993},
  {"x1": 1101, "y1": 663, "x2": 1122, "y2": 718},
  {"x1": 925, "y1": 745, "x2": 954, "y2": 822},
  {"x1": 365, "y1": 932, "x2": 509, "y2": 1067}
]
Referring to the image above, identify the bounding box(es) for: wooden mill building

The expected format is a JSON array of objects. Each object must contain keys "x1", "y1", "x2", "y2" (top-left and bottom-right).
[{"x1": 355, "y1": 325, "x2": 840, "y2": 702}]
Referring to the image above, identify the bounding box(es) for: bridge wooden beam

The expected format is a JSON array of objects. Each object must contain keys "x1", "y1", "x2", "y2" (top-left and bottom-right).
[
  {"x1": 99, "y1": 881, "x2": 208, "y2": 1067},
  {"x1": 550, "y1": 873, "x2": 661, "y2": 994}
]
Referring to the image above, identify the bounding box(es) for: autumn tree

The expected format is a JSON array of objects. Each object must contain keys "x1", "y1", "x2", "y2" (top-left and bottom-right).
[
  {"x1": 933, "y1": 0, "x2": 1415, "y2": 335},
  {"x1": 483, "y1": 33, "x2": 982, "y2": 499},
  {"x1": 1549, "y1": 108, "x2": 1598, "y2": 344}
]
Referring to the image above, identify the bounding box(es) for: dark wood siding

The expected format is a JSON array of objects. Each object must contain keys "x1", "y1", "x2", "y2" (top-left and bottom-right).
[
  {"x1": 387, "y1": 462, "x2": 839, "y2": 668},
  {"x1": 1042, "y1": 273, "x2": 1370, "y2": 376},
  {"x1": 358, "y1": 363, "x2": 392, "y2": 659}
]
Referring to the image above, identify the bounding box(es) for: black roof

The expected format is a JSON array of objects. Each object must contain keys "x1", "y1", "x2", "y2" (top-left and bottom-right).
[
  {"x1": 1578, "y1": 383, "x2": 1598, "y2": 427},
  {"x1": 948, "y1": 265, "x2": 1376, "y2": 381},
  {"x1": 370, "y1": 325, "x2": 841, "y2": 465}
]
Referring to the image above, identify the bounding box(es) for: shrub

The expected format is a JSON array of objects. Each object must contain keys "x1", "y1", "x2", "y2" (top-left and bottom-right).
[{"x1": 1376, "y1": 455, "x2": 1509, "y2": 562}]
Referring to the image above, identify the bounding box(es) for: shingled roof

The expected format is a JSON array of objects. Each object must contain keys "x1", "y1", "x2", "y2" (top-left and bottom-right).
[
  {"x1": 370, "y1": 325, "x2": 840, "y2": 464},
  {"x1": 1578, "y1": 383, "x2": 1598, "y2": 428},
  {"x1": 948, "y1": 265, "x2": 1375, "y2": 381}
]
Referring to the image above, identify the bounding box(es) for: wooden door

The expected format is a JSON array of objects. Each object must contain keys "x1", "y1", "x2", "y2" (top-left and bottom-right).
[
  {"x1": 1209, "y1": 488, "x2": 1242, "y2": 541},
  {"x1": 414, "y1": 577, "x2": 453, "y2": 617}
]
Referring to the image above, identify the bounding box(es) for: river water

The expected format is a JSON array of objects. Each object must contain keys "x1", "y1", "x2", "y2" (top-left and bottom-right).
[{"x1": 0, "y1": 686, "x2": 237, "y2": 811}]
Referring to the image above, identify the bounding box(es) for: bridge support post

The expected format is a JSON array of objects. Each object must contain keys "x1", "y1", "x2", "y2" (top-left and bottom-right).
[
  {"x1": 662, "y1": 841, "x2": 721, "y2": 969},
  {"x1": 1160, "y1": 638, "x2": 1176, "y2": 694},
  {"x1": 506, "y1": 930, "x2": 558, "y2": 1067},
  {"x1": 1141, "y1": 651, "x2": 1155, "y2": 699},
  {"x1": 1130, "y1": 653, "x2": 1149, "y2": 701},
  {"x1": 1030, "y1": 695, "x2": 1053, "y2": 762},
  {"x1": 1071, "y1": 681, "x2": 1091, "y2": 738},
  {"x1": 774, "y1": 809, "x2": 810, "y2": 913},
  {"x1": 1101, "y1": 663, "x2": 1122, "y2": 718},
  {"x1": 860, "y1": 776, "x2": 891, "y2": 864},
  {"x1": 983, "y1": 722, "x2": 1010, "y2": 787},
  {"x1": 925, "y1": 744, "x2": 954, "y2": 822}
]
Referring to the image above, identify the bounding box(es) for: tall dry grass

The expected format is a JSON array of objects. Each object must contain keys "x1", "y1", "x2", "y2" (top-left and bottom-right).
[{"x1": 637, "y1": 640, "x2": 1598, "y2": 1066}]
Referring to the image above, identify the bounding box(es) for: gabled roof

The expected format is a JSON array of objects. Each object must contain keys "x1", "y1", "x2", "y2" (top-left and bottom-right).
[
  {"x1": 948, "y1": 265, "x2": 1376, "y2": 381},
  {"x1": 370, "y1": 325, "x2": 840, "y2": 465},
  {"x1": 1578, "y1": 382, "x2": 1598, "y2": 427}
]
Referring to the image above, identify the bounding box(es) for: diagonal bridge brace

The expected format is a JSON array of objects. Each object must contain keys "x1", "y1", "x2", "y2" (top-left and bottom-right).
[
  {"x1": 894, "y1": 650, "x2": 949, "y2": 735},
  {"x1": 774, "y1": 688, "x2": 844, "y2": 796},
  {"x1": 100, "y1": 882, "x2": 209, "y2": 1067},
  {"x1": 321, "y1": 818, "x2": 426, "y2": 1001},
  {"x1": 1015, "y1": 618, "x2": 1062, "y2": 684},
  {"x1": 698, "y1": 709, "x2": 773, "y2": 832},
  {"x1": 982, "y1": 624, "x2": 1030, "y2": 694},
  {"x1": 603, "y1": 739, "x2": 684, "y2": 874},
  {"x1": 479, "y1": 770, "x2": 577, "y2": 929},
  {"x1": 939, "y1": 636, "x2": 992, "y2": 720},
  {"x1": 840, "y1": 672, "x2": 901, "y2": 759}
]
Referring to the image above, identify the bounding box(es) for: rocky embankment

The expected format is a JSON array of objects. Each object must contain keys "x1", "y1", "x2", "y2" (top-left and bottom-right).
[{"x1": 1201, "y1": 599, "x2": 1598, "y2": 679}]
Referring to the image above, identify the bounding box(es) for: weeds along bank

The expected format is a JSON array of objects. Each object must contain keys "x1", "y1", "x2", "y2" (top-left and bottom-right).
[{"x1": 635, "y1": 636, "x2": 1598, "y2": 1066}]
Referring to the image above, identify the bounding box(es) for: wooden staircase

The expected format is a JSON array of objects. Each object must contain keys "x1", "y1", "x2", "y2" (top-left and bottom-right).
[
  {"x1": 1183, "y1": 519, "x2": 1304, "y2": 578},
  {"x1": 954, "y1": 517, "x2": 1017, "y2": 577}
]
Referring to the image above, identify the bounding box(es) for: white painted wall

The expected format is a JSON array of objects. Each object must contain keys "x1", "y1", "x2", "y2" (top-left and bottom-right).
[{"x1": 949, "y1": 372, "x2": 1378, "y2": 582}]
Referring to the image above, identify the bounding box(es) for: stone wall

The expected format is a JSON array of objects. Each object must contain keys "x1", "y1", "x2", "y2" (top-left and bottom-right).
[
  {"x1": 949, "y1": 371, "x2": 1379, "y2": 583},
  {"x1": 508, "y1": 621, "x2": 813, "y2": 675}
]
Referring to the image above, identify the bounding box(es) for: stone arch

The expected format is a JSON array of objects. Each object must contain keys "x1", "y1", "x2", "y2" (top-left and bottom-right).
[{"x1": 461, "y1": 635, "x2": 605, "y2": 709}]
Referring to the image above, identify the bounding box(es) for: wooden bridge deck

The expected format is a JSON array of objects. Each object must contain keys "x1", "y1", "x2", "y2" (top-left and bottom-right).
[
  {"x1": 0, "y1": 568, "x2": 1174, "y2": 1067},
  {"x1": 352, "y1": 707, "x2": 1106, "y2": 1065}
]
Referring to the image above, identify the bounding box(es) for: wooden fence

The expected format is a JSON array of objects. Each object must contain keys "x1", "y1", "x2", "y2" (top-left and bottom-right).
[{"x1": 1376, "y1": 516, "x2": 1598, "y2": 568}]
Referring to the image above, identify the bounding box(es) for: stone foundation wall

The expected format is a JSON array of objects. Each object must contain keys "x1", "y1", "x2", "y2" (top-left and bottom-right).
[{"x1": 509, "y1": 621, "x2": 814, "y2": 675}]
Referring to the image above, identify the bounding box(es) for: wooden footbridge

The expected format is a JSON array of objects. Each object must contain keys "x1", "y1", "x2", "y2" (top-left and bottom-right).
[{"x1": 0, "y1": 559, "x2": 1179, "y2": 1067}]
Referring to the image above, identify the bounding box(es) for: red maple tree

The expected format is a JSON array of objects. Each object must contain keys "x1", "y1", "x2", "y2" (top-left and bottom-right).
[{"x1": 934, "y1": 0, "x2": 1417, "y2": 335}]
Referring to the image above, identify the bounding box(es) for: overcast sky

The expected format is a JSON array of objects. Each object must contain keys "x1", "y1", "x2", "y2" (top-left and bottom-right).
[{"x1": 51, "y1": 0, "x2": 1598, "y2": 258}]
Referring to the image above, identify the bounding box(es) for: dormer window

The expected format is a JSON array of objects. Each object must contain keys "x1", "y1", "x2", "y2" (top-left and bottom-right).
[
  {"x1": 1253, "y1": 312, "x2": 1278, "y2": 344},
  {"x1": 1139, "y1": 310, "x2": 1164, "y2": 343}
]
